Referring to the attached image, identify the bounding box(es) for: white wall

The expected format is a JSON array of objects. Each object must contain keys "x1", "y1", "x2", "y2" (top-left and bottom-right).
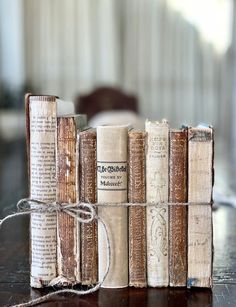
[
  {"x1": 0, "y1": 0, "x2": 233, "y2": 137},
  {"x1": 22, "y1": 0, "x2": 229, "y2": 131},
  {"x1": 0, "y1": 0, "x2": 25, "y2": 90}
]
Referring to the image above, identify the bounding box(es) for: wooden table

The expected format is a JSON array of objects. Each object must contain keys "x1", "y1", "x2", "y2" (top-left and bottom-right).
[{"x1": 0, "y1": 140, "x2": 236, "y2": 306}]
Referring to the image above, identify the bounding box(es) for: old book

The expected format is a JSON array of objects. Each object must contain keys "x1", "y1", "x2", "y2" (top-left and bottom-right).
[
  {"x1": 169, "y1": 129, "x2": 188, "y2": 287},
  {"x1": 56, "y1": 115, "x2": 87, "y2": 284},
  {"x1": 25, "y1": 94, "x2": 74, "y2": 288},
  {"x1": 145, "y1": 119, "x2": 169, "y2": 287},
  {"x1": 128, "y1": 130, "x2": 147, "y2": 287},
  {"x1": 97, "y1": 125, "x2": 128, "y2": 288},
  {"x1": 79, "y1": 129, "x2": 98, "y2": 285},
  {"x1": 187, "y1": 126, "x2": 214, "y2": 288}
]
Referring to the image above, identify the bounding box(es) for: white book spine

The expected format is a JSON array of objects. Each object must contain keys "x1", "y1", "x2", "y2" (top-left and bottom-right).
[
  {"x1": 145, "y1": 120, "x2": 169, "y2": 287},
  {"x1": 29, "y1": 97, "x2": 57, "y2": 288},
  {"x1": 97, "y1": 125, "x2": 128, "y2": 288}
]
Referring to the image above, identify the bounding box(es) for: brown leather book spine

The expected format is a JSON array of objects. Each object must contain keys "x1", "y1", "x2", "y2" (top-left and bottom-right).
[
  {"x1": 169, "y1": 129, "x2": 188, "y2": 287},
  {"x1": 128, "y1": 130, "x2": 147, "y2": 287},
  {"x1": 57, "y1": 117, "x2": 78, "y2": 283},
  {"x1": 80, "y1": 129, "x2": 98, "y2": 285}
]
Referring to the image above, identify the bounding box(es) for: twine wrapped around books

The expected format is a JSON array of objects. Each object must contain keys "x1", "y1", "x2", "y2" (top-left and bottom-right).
[
  {"x1": 0, "y1": 198, "x2": 212, "y2": 307},
  {"x1": 0, "y1": 198, "x2": 111, "y2": 307}
]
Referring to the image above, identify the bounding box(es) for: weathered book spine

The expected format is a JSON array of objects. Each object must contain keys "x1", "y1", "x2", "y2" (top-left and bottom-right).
[
  {"x1": 79, "y1": 129, "x2": 98, "y2": 285},
  {"x1": 128, "y1": 130, "x2": 147, "y2": 287},
  {"x1": 97, "y1": 125, "x2": 128, "y2": 288},
  {"x1": 56, "y1": 117, "x2": 79, "y2": 284},
  {"x1": 26, "y1": 95, "x2": 57, "y2": 288},
  {"x1": 187, "y1": 126, "x2": 214, "y2": 288},
  {"x1": 145, "y1": 119, "x2": 169, "y2": 287},
  {"x1": 169, "y1": 129, "x2": 188, "y2": 287}
]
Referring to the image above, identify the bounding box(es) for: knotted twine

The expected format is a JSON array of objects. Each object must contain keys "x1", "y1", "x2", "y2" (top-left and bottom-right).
[
  {"x1": 0, "y1": 198, "x2": 111, "y2": 307},
  {"x1": 0, "y1": 198, "x2": 212, "y2": 307}
]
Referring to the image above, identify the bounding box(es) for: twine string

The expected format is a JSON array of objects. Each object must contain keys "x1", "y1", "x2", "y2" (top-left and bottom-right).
[
  {"x1": 13, "y1": 215, "x2": 110, "y2": 307},
  {"x1": 0, "y1": 198, "x2": 212, "y2": 306},
  {"x1": 0, "y1": 198, "x2": 212, "y2": 229}
]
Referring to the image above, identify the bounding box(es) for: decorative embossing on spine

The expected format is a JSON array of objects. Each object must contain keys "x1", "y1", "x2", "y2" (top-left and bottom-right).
[
  {"x1": 169, "y1": 129, "x2": 188, "y2": 287},
  {"x1": 80, "y1": 129, "x2": 98, "y2": 285},
  {"x1": 128, "y1": 130, "x2": 147, "y2": 287},
  {"x1": 145, "y1": 119, "x2": 169, "y2": 287},
  {"x1": 150, "y1": 206, "x2": 168, "y2": 258}
]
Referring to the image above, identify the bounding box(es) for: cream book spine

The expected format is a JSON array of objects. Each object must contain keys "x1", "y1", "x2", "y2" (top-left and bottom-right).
[
  {"x1": 26, "y1": 95, "x2": 58, "y2": 288},
  {"x1": 187, "y1": 126, "x2": 213, "y2": 288},
  {"x1": 145, "y1": 119, "x2": 169, "y2": 287},
  {"x1": 25, "y1": 94, "x2": 75, "y2": 288},
  {"x1": 97, "y1": 125, "x2": 128, "y2": 288}
]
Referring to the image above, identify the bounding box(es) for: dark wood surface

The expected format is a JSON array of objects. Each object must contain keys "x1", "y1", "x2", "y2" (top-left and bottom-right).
[{"x1": 0, "y1": 140, "x2": 236, "y2": 306}]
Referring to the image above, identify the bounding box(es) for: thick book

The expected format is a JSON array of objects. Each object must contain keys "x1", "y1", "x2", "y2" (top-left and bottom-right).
[
  {"x1": 56, "y1": 115, "x2": 87, "y2": 284},
  {"x1": 97, "y1": 125, "x2": 128, "y2": 288},
  {"x1": 25, "y1": 94, "x2": 74, "y2": 288},
  {"x1": 79, "y1": 129, "x2": 98, "y2": 285},
  {"x1": 169, "y1": 129, "x2": 188, "y2": 287},
  {"x1": 128, "y1": 130, "x2": 147, "y2": 287},
  {"x1": 145, "y1": 119, "x2": 169, "y2": 287},
  {"x1": 187, "y1": 126, "x2": 214, "y2": 288}
]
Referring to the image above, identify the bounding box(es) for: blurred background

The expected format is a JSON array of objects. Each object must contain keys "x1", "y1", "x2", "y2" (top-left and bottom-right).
[{"x1": 0, "y1": 0, "x2": 236, "y2": 213}]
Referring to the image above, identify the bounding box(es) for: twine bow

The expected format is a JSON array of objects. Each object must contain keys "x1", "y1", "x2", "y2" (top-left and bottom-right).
[
  {"x1": 0, "y1": 198, "x2": 212, "y2": 306},
  {"x1": 0, "y1": 198, "x2": 97, "y2": 227},
  {"x1": 0, "y1": 198, "x2": 111, "y2": 307}
]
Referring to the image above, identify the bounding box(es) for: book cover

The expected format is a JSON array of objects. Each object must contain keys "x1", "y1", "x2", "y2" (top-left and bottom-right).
[
  {"x1": 187, "y1": 126, "x2": 214, "y2": 288},
  {"x1": 26, "y1": 95, "x2": 58, "y2": 287},
  {"x1": 128, "y1": 130, "x2": 147, "y2": 287},
  {"x1": 169, "y1": 129, "x2": 188, "y2": 287},
  {"x1": 56, "y1": 115, "x2": 87, "y2": 284},
  {"x1": 97, "y1": 125, "x2": 128, "y2": 288},
  {"x1": 79, "y1": 129, "x2": 98, "y2": 285},
  {"x1": 145, "y1": 119, "x2": 169, "y2": 287}
]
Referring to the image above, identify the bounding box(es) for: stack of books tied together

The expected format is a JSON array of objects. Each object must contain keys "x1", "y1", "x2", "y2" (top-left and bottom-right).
[{"x1": 25, "y1": 94, "x2": 214, "y2": 289}]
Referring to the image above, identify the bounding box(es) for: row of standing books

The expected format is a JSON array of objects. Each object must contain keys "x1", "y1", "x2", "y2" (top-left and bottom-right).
[{"x1": 26, "y1": 95, "x2": 213, "y2": 289}]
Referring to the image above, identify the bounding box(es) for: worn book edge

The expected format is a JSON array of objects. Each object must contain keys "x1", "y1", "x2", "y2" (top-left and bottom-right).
[
  {"x1": 128, "y1": 130, "x2": 147, "y2": 287},
  {"x1": 56, "y1": 115, "x2": 87, "y2": 284},
  {"x1": 145, "y1": 119, "x2": 169, "y2": 287},
  {"x1": 80, "y1": 128, "x2": 98, "y2": 285},
  {"x1": 187, "y1": 125, "x2": 214, "y2": 289},
  {"x1": 169, "y1": 128, "x2": 188, "y2": 287}
]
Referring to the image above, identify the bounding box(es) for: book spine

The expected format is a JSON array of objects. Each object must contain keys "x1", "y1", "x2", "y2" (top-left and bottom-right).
[
  {"x1": 187, "y1": 127, "x2": 213, "y2": 288},
  {"x1": 128, "y1": 131, "x2": 147, "y2": 287},
  {"x1": 145, "y1": 120, "x2": 169, "y2": 287},
  {"x1": 169, "y1": 130, "x2": 188, "y2": 287},
  {"x1": 27, "y1": 95, "x2": 57, "y2": 288},
  {"x1": 80, "y1": 130, "x2": 98, "y2": 285},
  {"x1": 97, "y1": 125, "x2": 128, "y2": 288},
  {"x1": 56, "y1": 117, "x2": 78, "y2": 283}
]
